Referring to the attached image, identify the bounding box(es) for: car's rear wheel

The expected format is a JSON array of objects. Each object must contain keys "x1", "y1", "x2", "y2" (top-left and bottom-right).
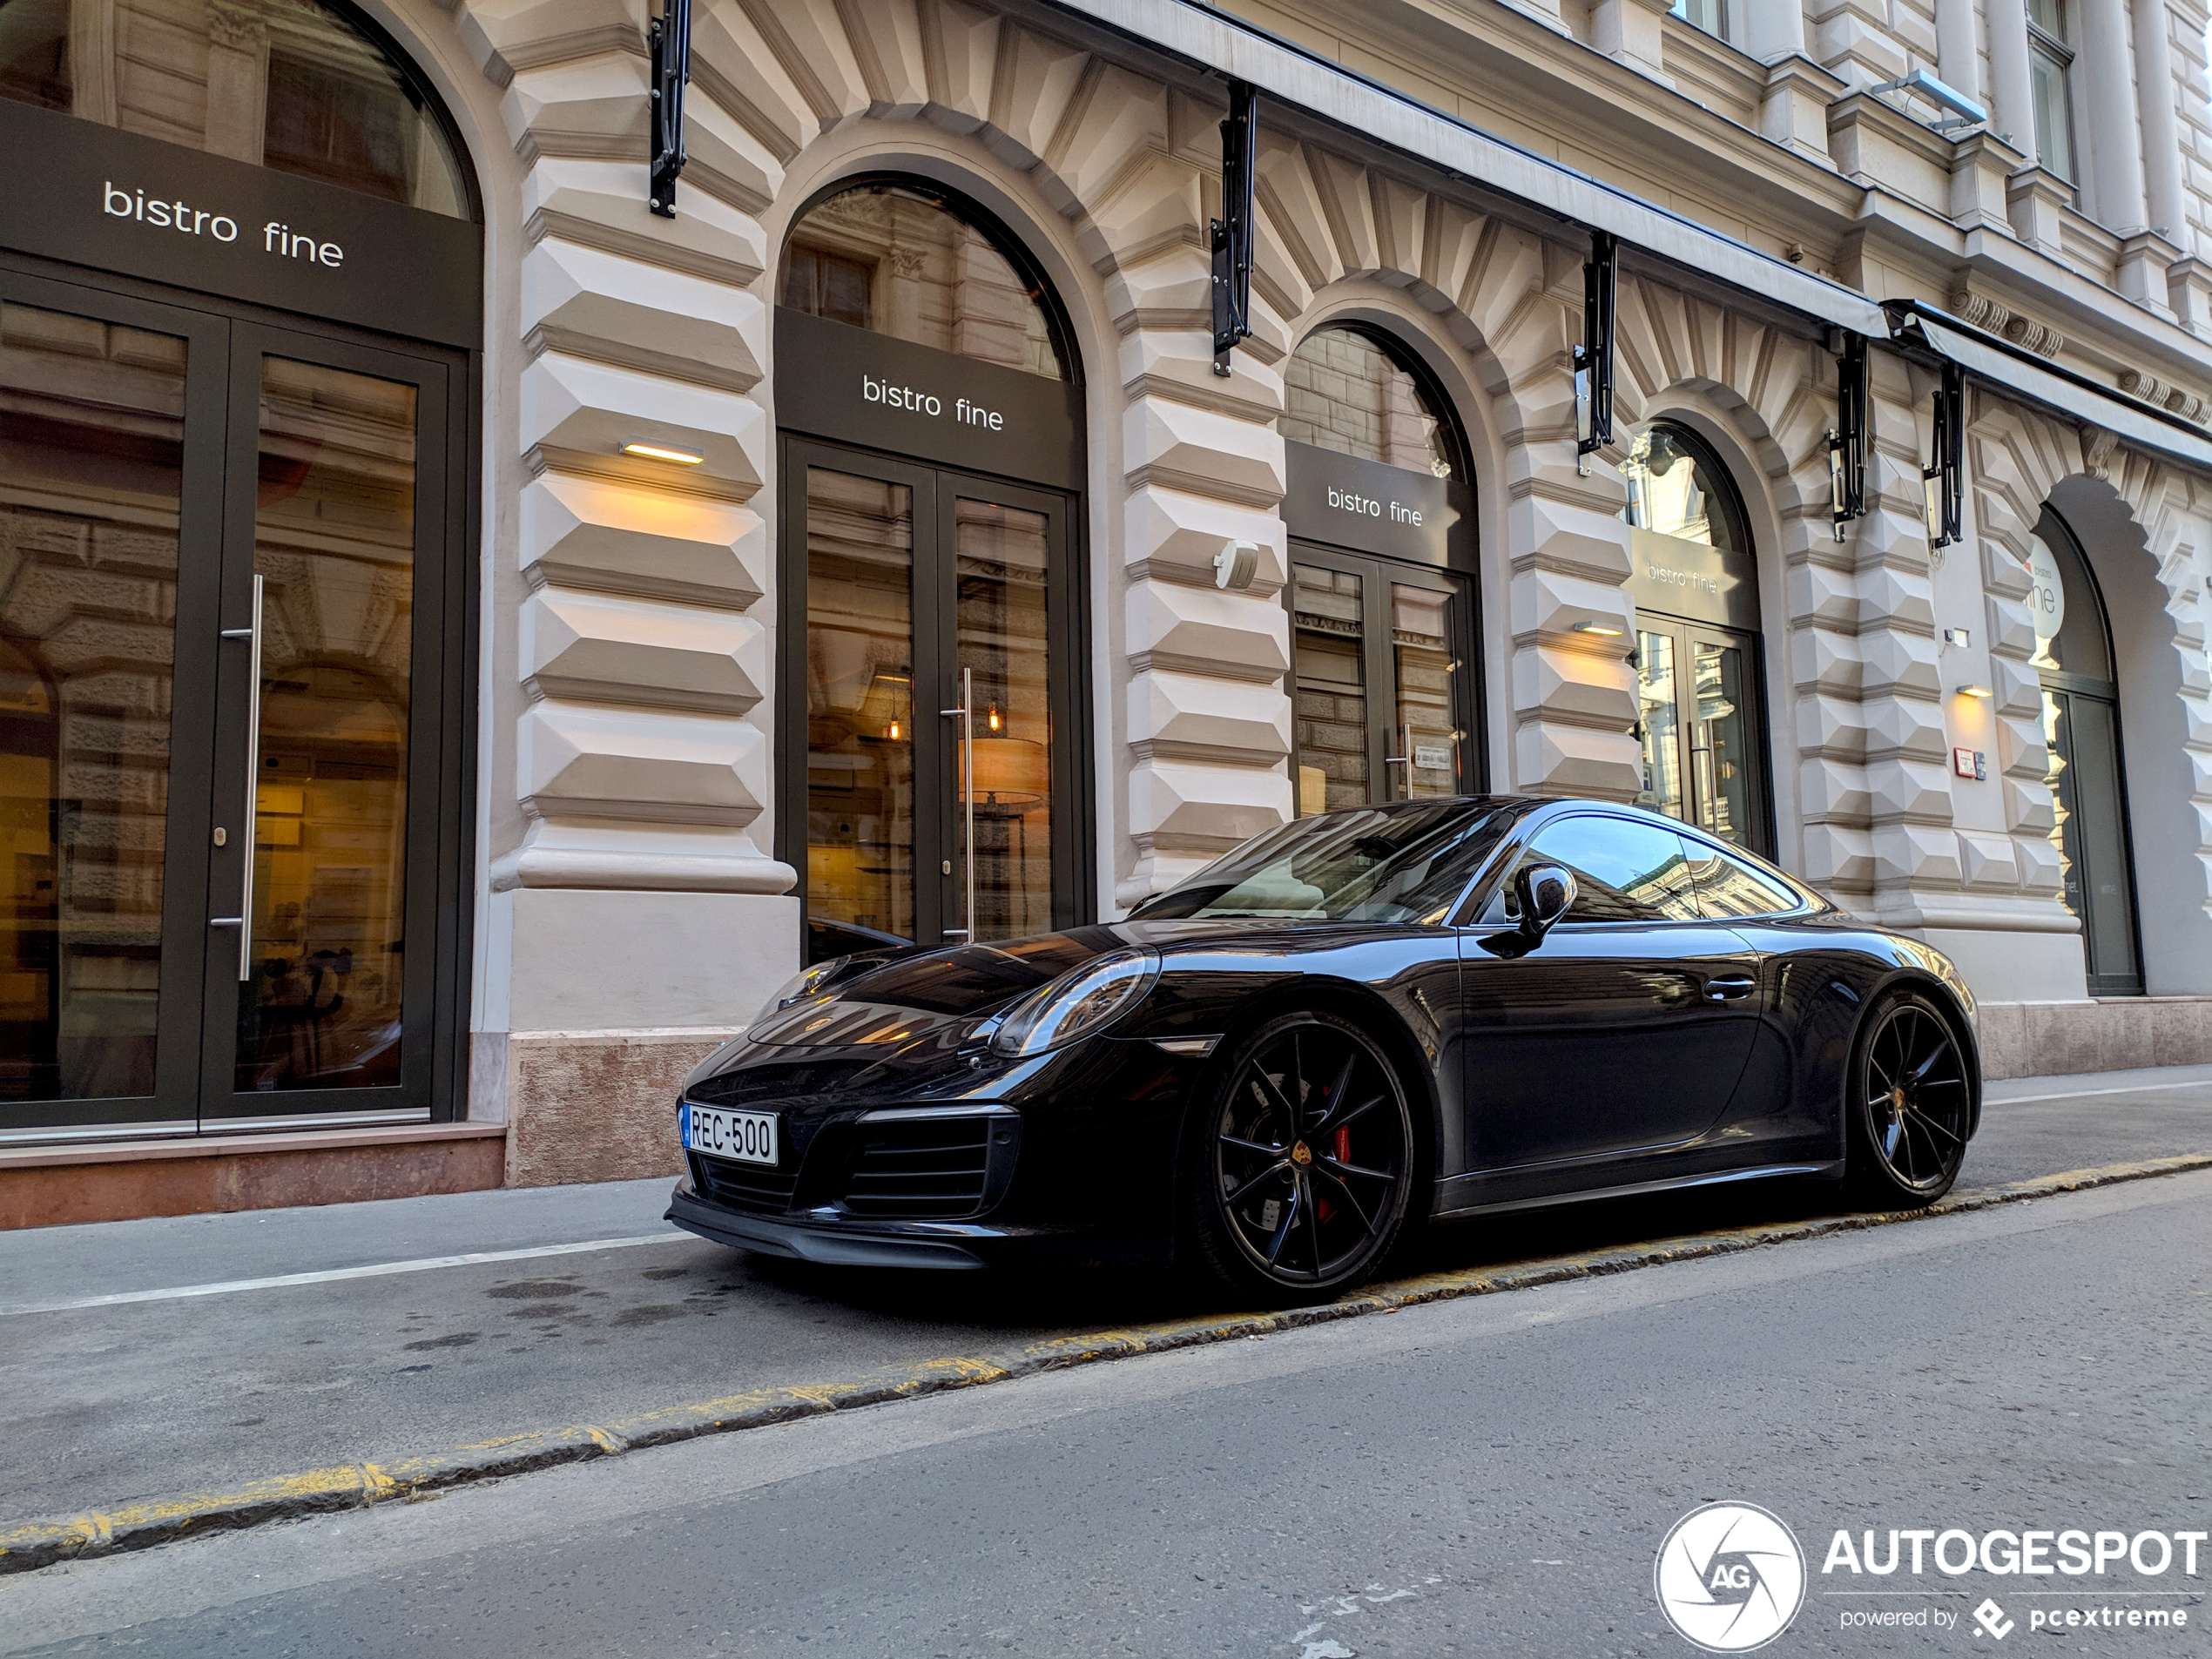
[
  {"x1": 1184, "y1": 1009, "x2": 1417, "y2": 1303},
  {"x1": 1845, "y1": 991, "x2": 1972, "y2": 1208}
]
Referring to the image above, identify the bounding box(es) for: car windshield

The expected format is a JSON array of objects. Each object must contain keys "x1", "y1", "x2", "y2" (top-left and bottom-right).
[{"x1": 1134, "y1": 800, "x2": 1524, "y2": 925}]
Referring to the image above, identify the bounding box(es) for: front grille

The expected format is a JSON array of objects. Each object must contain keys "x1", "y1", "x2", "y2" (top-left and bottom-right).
[
  {"x1": 691, "y1": 1152, "x2": 800, "y2": 1216},
  {"x1": 841, "y1": 1117, "x2": 994, "y2": 1219}
]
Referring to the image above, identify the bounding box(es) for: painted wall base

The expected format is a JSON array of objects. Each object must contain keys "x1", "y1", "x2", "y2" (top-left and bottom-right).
[
  {"x1": 1974, "y1": 998, "x2": 2212, "y2": 1080},
  {"x1": 0, "y1": 1124, "x2": 508, "y2": 1230},
  {"x1": 500, "y1": 1028, "x2": 742, "y2": 1188}
]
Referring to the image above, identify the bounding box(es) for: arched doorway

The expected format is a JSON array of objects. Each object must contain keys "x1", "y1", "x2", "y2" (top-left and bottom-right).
[
  {"x1": 1622, "y1": 421, "x2": 1775, "y2": 856},
  {"x1": 2028, "y1": 509, "x2": 2143, "y2": 995},
  {"x1": 772, "y1": 179, "x2": 1087, "y2": 961},
  {"x1": 0, "y1": 0, "x2": 479, "y2": 1139},
  {"x1": 1279, "y1": 323, "x2": 1480, "y2": 813}
]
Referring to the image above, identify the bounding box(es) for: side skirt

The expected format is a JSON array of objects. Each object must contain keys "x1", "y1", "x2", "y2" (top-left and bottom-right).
[{"x1": 1430, "y1": 1158, "x2": 1846, "y2": 1223}]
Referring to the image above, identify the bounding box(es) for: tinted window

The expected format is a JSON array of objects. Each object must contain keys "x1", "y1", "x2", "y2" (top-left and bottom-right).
[
  {"x1": 1501, "y1": 815, "x2": 1700, "y2": 923},
  {"x1": 1138, "y1": 801, "x2": 1517, "y2": 925},
  {"x1": 1686, "y1": 846, "x2": 1804, "y2": 917}
]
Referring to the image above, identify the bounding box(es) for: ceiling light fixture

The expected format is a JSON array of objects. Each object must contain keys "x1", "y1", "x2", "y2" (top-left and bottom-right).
[
  {"x1": 1575, "y1": 619, "x2": 1627, "y2": 637},
  {"x1": 1955, "y1": 683, "x2": 1993, "y2": 698}
]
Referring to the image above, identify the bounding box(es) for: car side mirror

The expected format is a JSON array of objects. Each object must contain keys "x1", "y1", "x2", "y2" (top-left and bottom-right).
[{"x1": 1514, "y1": 863, "x2": 1576, "y2": 941}]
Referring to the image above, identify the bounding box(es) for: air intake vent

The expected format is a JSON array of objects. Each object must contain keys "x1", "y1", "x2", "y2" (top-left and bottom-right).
[
  {"x1": 842, "y1": 1116, "x2": 995, "y2": 1219},
  {"x1": 691, "y1": 1153, "x2": 799, "y2": 1216}
]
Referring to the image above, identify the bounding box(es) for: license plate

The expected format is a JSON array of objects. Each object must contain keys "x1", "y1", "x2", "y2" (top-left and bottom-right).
[{"x1": 682, "y1": 1103, "x2": 779, "y2": 1168}]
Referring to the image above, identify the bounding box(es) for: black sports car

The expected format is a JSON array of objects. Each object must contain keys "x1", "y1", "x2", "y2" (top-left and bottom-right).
[{"x1": 666, "y1": 796, "x2": 1980, "y2": 1300}]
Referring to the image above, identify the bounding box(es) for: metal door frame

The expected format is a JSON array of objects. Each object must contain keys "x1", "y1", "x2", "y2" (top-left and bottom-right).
[
  {"x1": 1286, "y1": 541, "x2": 1480, "y2": 809},
  {"x1": 1632, "y1": 610, "x2": 1777, "y2": 859},
  {"x1": 0, "y1": 253, "x2": 475, "y2": 1141},
  {"x1": 778, "y1": 436, "x2": 1091, "y2": 950}
]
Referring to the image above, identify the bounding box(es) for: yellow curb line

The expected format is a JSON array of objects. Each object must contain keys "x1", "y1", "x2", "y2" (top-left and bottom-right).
[{"x1": 3, "y1": 1150, "x2": 2205, "y2": 1576}]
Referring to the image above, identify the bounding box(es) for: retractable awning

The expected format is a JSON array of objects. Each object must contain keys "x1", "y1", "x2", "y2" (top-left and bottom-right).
[
  {"x1": 1048, "y1": 0, "x2": 2212, "y2": 475},
  {"x1": 1049, "y1": 0, "x2": 1890, "y2": 338},
  {"x1": 1891, "y1": 304, "x2": 2212, "y2": 471}
]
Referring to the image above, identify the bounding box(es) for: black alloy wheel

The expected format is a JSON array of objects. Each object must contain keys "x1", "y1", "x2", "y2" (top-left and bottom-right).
[
  {"x1": 1188, "y1": 1010, "x2": 1417, "y2": 1301},
  {"x1": 1847, "y1": 991, "x2": 1972, "y2": 1206}
]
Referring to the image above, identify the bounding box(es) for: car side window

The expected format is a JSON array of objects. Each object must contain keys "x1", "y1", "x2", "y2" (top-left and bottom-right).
[
  {"x1": 1495, "y1": 815, "x2": 1702, "y2": 924},
  {"x1": 1684, "y1": 844, "x2": 1804, "y2": 918}
]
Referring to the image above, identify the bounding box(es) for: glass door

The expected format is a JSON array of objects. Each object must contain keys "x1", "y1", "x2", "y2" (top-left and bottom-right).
[
  {"x1": 1288, "y1": 544, "x2": 1474, "y2": 814},
  {"x1": 1635, "y1": 616, "x2": 1772, "y2": 856},
  {"x1": 784, "y1": 441, "x2": 1080, "y2": 960},
  {"x1": 2042, "y1": 687, "x2": 2142, "y2": 995},
  {"x1": 0, "y1": 277, "x2": 226, "y2": 1137},
  {"x1": 200, "y1": 328, "x2": 456, "y2": 1127}
]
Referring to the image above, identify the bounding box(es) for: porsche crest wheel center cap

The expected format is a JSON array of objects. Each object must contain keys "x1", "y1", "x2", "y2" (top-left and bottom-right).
[
  {"x1": 1291, "y1": 1141, "x2": 1312, "y2": 1166},
  {"x1": 1890, "y1": 1086, "x2": 1908, "y2": 1116}
]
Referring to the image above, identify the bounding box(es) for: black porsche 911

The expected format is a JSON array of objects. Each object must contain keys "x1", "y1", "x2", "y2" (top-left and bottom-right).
[{"x1": 666, "y1": 796, "x2": 1980, "y2": 1301}]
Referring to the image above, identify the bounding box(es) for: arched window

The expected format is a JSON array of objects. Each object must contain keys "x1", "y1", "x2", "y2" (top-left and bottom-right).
[
  {"x1": 1622, "y1": 421, "x2": 1773, "y2": 854},
  {"x1": 0, "y1": 0, "x2": 472, "y2": 217},
  {"x1": 1279, "y1": 324, "x2": 1479, "y2": 813},
  {"x1": 1282, "y1": 324, "x2": 1465, "y2": 480},
  {"x1": 780, "y1": 180, "x2": 1069, "y2": 381},
  {"x1": 2028, "y1": 509, "x2": 2141, "y2": 995}
]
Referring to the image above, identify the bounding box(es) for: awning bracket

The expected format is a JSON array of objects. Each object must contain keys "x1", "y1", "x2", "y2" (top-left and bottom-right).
[
  {"x1": 1575, "y1": 230, "x2": 1616, "y2": 475},
  {"x1": 1211, "y1": 80, "x2": 1257, "y2": 376},
  {"x1": 648, "y1": 0, "x2": 691, "y2": 219},
  {"x1": 1925, "y1": 360, "x2": 1965, "y2": 552},
  {"x1": 1828, "y1": 331, "x2": 1869, "y2": 542}
]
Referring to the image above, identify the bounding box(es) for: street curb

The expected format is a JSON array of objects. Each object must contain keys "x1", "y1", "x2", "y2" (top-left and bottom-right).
[{"x1": 5, "y1": 1150, "x2": 2207, "y2": 1575}]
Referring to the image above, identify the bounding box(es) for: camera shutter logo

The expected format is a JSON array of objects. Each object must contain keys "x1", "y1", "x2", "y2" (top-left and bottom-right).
[{"x1": 1654, "y1": 1503, "x2": 1806, "y2": 1652}]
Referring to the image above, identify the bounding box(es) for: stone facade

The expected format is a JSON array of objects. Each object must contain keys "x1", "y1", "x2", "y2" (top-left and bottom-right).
[{"x1": 342, "y1": 0, "x2": 2212, "y2": 1183}]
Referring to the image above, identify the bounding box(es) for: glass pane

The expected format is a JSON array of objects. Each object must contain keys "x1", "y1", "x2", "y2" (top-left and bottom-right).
[
  {"x1": 1291, "y1": 563, "x2": 1367, "y2": 815},
  {"x1": 1672, "y1": 0, "x2": 1723, "y2": 36},
  {"x1": 1390, "y1": 582, "x2": 1459, "y2": 800},
  {"x1": 1686, "y1": 847, "x2": 1801, "y2": 917},
  {"x1": 0, "y1": 0, "x2": 469, "y2": 216},
  {"x1": 2046, "y1": 691, "x2": 2140, "y2": 988},
  {"x1": 236, "y1": 357, "x2": 415, "y2": 1092},
  {"x1": 956, "y1": 498, "x2": 1052, "y2": 942},
  {"x1": 1622, "y1": 424, "x2": 1742, "y2": 551},
  {"x1": 2029, "y1": 48, "x2": 2074, "y2": 182},
  {"x1": 779, "y1": 186, "x2": 1064, "y2": 381},
  {"x1": 0, "y1": 300, "x2": 185, "y2": 1102},
  {"x1": 1511, "y1": 817, "x2": 1699, "y2": 923},
  {"x1": 805, "y1": 468, "x2": 915, "y2": 947},
  {"x1": 1281, "y1": 327, "x2": 1456, "y2": 478},
  {"x1": 1691, "y1": 637, "x2": 1755, "y2": 847},
  {"x1": 1635, "y1": 629, "x2": 1683, "y2": 822},
  {"x1": 2027, "y1": 524, "x2": 2110, "y2": 683}
]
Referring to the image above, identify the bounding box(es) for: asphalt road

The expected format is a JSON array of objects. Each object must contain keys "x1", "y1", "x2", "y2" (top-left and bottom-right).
[
  {"x1": 8, "y1": 1162, "x2": 2209, "y2": 1657},
  {"x1": 0, "y1": 1064, "x2": 2207, "y2": 1539}
]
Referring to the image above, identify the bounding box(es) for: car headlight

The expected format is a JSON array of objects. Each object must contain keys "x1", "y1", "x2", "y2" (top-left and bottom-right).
[
  {"x1": 990, "y1": 947, "x2": 1160, "y2": 1057},
  {"x1": 769, "y1": 961, "x2": 843, "y2": 1010}
]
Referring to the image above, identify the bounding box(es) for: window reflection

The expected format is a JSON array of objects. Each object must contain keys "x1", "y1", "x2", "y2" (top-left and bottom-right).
[
  {"x1": 1622, "y1": 425, "x2": 1742, "y2": 550},
  {"x1": 0, "y1": 300, "x2": 184, "y2": 1103},
  {"x1": 236, "y1": 355, "x2": 415, "y2": 1092},
  {"x1": 0, "y1": 0, "x2": 469, "y2": 217},
  {"x1": 1292, "y1": 563, "x2": 1366, "y2": 816},
  {"x1": 1502, "y1": 817, "x2": 1700, "y2": 923},
  {"x1": 1282, "y1": 327, "x2": 1458, "y2": 479},
  {"x1": 780, "y1": 185, "x2": 1065, "y2": 381},
  {"x1": 956, "y1": 498, "x2": 1052, "y2": 942}
]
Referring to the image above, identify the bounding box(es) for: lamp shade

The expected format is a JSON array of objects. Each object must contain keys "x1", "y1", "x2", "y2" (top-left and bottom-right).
[{"x1": 969, "y1": 737, "x2": 1048, "y2": 806}]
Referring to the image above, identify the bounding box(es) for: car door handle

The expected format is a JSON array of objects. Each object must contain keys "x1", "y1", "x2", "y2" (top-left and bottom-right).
[{"x1": 1704, "y1": 975, "x2": 1757, "y2": 1001}]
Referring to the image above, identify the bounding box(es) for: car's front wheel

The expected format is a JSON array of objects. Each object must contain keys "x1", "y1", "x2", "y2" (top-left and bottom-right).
[
  {"x1": 1184, "y1": 1008, "x2": 1418, "y2": 1303},
  {"x1": 1845, "y1": 991, "x2": 1973, "y2": 1208}
]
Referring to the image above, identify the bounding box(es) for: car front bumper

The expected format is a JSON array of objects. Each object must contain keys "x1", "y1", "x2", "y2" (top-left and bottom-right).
[{"x1": 665, "y1": 1180, "x2": 1091, "y2": 1271}]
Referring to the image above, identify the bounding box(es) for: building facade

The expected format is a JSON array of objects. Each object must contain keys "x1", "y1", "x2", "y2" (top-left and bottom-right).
[{"x1": 3, "y1": 0, "x2": 2209, "y2": 1217}]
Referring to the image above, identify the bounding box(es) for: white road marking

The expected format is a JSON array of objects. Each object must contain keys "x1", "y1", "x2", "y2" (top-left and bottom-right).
[
  {"x1": 1990, "y1": 1077, "x2": 2212, "y2": 1106},
  {"x1": 0, "y1": 1233, "x2": 688, "y2": 1317}
]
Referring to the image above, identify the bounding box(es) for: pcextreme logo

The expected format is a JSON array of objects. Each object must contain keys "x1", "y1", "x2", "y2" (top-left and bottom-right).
[{"x1": 1655, "y1": 1503, "x2": 1808, "y2": 1653}]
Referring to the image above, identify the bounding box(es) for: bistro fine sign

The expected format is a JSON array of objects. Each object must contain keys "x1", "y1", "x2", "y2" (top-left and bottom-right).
[
  {"x1": 1284, "y1": 438, "x2": 1471, "y2": 569},
  {"x1": 0, "y1": 97, "x2": 481, "y2": 348}
]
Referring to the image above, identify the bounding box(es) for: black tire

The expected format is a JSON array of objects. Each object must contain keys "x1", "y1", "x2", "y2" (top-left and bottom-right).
[
  {"x1": 1844, "y1": 990, "x2": 1973, "y2": 1208},
  {"x1": 1182, "y1": 1008, "x2": 1419, "y2": 1304}
]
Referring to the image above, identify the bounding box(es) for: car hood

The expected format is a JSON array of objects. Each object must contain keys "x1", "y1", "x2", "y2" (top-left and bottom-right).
[{"x1": 689, "y1": 915, "x2": 1400, "y2": 1082}]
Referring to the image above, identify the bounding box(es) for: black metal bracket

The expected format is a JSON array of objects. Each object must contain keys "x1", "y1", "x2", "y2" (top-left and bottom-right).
[
  {"x1": 1211, "y1": 80, "x2": 1256, "y2": 377},
  {"x1": 1827, "y1": 331, "x2": 1868, "y2": 542},
  {"x1": 1575, "y1": 231, "x2": 1616, "y2": 474},
  {"x1": 647, "y1": 0, "x2": 691, "y2": 219},
  {"x1": 1925, "y1": 360, "x2": 1964, "y2": 551}
]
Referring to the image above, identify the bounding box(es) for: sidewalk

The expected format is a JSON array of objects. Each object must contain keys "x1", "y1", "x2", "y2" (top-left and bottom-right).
[{"x1": 3, "y1": 1062, "x2": 2208, "y2": 1543}]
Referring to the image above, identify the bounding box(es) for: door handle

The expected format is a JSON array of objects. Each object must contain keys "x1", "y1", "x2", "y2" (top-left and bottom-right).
[
  {"x1": 1704, "y1": 974, "x2": 1757, "y2": 1001},
  {"x1": 216, "y1": 573, "x2": 264, "y2": 981},
  {"x1": 939, "y1": 664, "x2": 974, "y2": 945}
]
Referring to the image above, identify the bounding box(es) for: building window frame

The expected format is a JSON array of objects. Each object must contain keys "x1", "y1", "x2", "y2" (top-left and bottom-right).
[
  {"x1": 1670, "y1": 0, "x2": 1725, "y2": 40},
  {"x1": 2026, "y1": 0, "x2": 2080, "y2": 191}
]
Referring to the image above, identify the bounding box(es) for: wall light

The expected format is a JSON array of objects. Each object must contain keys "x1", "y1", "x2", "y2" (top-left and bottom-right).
[
  {"x1": 1955, "y1": 683, "x2": 1994, "y2": 698},
  {"x1": 622, "y1": 438, "x2": 705, "y2": 465},
  {"x1": 1575, "y1": 619, "x2": 1627, "y2": 637}
]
